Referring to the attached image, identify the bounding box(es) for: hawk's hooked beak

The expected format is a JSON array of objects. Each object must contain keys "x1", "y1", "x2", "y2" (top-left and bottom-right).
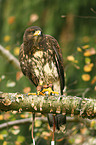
[{"x1": 33, "y1": 30, "x2": 41, "y2": 36}]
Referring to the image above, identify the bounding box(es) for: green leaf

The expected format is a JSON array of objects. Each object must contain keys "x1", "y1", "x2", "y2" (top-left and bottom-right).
[
  {"x1": 17, "y1": 136, "x2": 25, "y2": 143},
  {"x1": 1, "y1": 130, "x2": 8, "y2": 137},
  {"x1": 85, "y1": 57, "x2": 91, "y2": 64}
]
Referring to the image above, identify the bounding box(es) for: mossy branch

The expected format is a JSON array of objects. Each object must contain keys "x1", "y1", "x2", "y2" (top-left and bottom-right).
[{"x1": 0, "y1": 92, "x2": 96, "y2": 119}]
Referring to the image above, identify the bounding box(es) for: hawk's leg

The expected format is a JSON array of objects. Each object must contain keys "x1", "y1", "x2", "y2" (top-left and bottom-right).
[
  {"x1": 36, "y1": 85, "x2": 45, "y2": 95},
  {"x1": 28, "y1": 85, "x2": 44, "y2": 96}
]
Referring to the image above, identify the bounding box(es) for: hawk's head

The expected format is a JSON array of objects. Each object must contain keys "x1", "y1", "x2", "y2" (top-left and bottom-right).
[{"x1": 23, "y1": 26, "x2": 43, "y2": 46}]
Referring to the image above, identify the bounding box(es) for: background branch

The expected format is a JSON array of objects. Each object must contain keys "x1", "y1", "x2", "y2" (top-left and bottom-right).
[
  {"x1": 0, "y1": 116, "x2": 95, "y2": 130},
  {"x1": 0, "y1": 45, "x2": 20, "y2": 70}
]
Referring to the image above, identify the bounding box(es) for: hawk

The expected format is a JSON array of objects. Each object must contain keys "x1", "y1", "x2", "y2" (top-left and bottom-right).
[{"x1": 19, "y1": 26, "x2": 66, "y2": 141}]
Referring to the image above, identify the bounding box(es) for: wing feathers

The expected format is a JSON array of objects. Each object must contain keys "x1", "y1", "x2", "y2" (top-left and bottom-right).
[{"x1": 48, "y1": 35, "x2": 65, "y2": 95}]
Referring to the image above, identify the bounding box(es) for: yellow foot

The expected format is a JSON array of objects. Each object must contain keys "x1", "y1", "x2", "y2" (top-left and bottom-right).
[
  {"x1": 42, "y1": 87, "x2": 52, "y2": 95},
  {"x1": 28, "y1": 93, "x2": 37, "y2": 95},
  {"x1": 36, "y1": 85, "x2": 45, "y2": 96},
  {"x1": 28, "y1": 92, "x2": 45, "y2": 96},
  {"x1": 42, "y1": 87, "x2": 59, "y2": 96},
  {"x1": 28, "y1": 84, "x2": 59, "y2": 96},
  {"x1": 37, "y1": 91, "x2": 45, "y2": 96},
  {"x1": 28, "y1": 90, "x2": 59, "y2": 96}
]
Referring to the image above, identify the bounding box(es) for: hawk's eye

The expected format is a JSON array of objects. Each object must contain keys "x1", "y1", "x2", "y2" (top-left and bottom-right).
[{"x1": 32, "y1": 30, "x2": 35, "y2": 34}]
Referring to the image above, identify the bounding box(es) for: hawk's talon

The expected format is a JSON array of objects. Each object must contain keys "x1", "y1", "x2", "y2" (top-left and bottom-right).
[
  {"x1": 42, "y1": 88, "x2": 59, "y2": 96},
  {"x1": 36, "y1": 91, "x2": 45, "y2": 96},
  {"x1": 28, "y1": 93, "x2": 37, "y2": 96},
  {"x1": 27, "y1": 89, "x2": 59, "y2": 96}
]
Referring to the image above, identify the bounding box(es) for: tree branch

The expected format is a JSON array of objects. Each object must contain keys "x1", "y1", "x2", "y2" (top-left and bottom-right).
[
  {"x1": 0, "y1": 116, "x2": 95, "y2": 130},
  {"x1": 0, "y1": 92, "x2": 96, "y2": 119},
  {"x1": 0, "y1": 118, "x2": 31, "y2": 130},
  {"x1": 0, "y1": 45, "x2": 20, "y2": 70},
  {"x1": 0, "y1": 117, "x2": 47, "y2": 130}
]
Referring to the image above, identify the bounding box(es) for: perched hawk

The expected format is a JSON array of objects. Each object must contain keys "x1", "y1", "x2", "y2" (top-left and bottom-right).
[{"x1": 19, "y1": 26, "x2": 66, "y2": 132}]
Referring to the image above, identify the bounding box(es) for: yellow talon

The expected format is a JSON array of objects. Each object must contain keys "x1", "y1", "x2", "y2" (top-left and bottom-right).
[
  {"x1": 28, "y1": 83, "x2": 59, "y2": 96},
  {"x1": 28, "y1": 93, "x2": 37, "y2": 95},
  {"x1": 37, "y1": 91, "x2": 45, "y2": 96},
  {"x1": 42, "y1": 87, "x2": 52, "y2": 95},
  {"x1": 42, "y1": 87, "x2": 59, "y2": 96}
]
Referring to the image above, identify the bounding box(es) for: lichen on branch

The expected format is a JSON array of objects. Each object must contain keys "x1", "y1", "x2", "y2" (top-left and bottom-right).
[{"x1": 0, "y1": 92, "x2": 96, "y2": 119}]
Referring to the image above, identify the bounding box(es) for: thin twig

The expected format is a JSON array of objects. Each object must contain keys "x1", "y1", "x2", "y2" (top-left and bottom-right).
[{"x1": 61, "y1": 15, "x2": 96, "y2": 19}]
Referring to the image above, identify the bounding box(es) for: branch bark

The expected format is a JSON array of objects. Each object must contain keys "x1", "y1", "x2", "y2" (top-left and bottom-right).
[
  {"x1": 0, "y1": 92, "x2": 96, "y2": 119},
  {"x1": 0, "y1": 45, "x2": 20, "y2": 70}
]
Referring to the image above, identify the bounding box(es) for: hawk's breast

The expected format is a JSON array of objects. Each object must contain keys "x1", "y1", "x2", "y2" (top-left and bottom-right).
[{"x1": 30, "y1": 50, "x2": 59, "y2": 84}]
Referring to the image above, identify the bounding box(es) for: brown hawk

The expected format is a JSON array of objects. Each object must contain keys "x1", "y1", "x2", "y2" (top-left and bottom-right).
[{"x1": 19, "y1": 26, "x2": 66, "y2": 138}]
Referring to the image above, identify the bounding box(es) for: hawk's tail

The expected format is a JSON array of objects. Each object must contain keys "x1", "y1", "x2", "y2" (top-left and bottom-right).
[{"x1": 47, "y1": 114, "x2": 66, "y2": 133}]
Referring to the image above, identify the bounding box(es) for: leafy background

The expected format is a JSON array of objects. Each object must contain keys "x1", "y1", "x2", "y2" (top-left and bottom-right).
[{"x1": 0, "y1": 0, "x2": 96, "y2": 144}]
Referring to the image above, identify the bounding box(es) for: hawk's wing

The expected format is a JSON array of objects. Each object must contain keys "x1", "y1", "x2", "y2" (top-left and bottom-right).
[
  {"x1": 19, "y1": 43, "x2": 39, "y2": 86},
  {"x1": 47, "y1": 35, "x2": 65, "y2": 95},
  {"x1": 46, "y1": 36, "x2": 66, "y2": 130}
]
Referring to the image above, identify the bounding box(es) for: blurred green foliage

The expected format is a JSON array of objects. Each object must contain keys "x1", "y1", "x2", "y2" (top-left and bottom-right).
[{"x1": 0, "y1": 0, "x2": 96, "y2": 144}]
